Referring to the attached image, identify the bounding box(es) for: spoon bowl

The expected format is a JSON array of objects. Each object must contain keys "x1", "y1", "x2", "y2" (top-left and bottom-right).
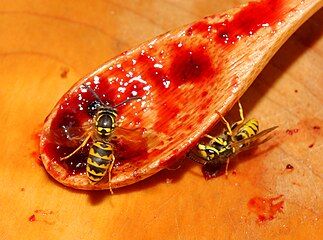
[{"x1": 40, "y1": 0, "x2": 322, "y2": 190}]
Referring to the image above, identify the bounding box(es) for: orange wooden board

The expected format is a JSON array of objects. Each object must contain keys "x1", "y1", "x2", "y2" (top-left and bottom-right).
[{"x1": 0, "y1": 1, "x2": 322, "y2": 239}]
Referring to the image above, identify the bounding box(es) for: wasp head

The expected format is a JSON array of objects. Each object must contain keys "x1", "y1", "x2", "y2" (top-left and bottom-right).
[{"x1": 197, "y1": 144, "x2": 218, "y2": 161}]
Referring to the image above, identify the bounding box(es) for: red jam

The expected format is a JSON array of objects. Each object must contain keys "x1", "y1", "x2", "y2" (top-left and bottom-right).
[
  {"x1": 285, "y1": 164, "x2": 294, "y2": 171},
  {"x1": 28, "y1": 214, "x2": 36, "y2": 222},
  {"x1": 187, "y1": 0, "x2": 285, "y2": 45},
  {"x1": 248, "y1": 195, "x2": 284, "y2": 222}
]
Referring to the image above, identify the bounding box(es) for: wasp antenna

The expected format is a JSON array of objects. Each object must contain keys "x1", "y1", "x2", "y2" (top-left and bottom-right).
[
  {"x1": 83, "y1": 84, "x2": 105, "y2": 105},
  {"x1": 113, "y1": 96, "x2": 142, "y2": 108}
]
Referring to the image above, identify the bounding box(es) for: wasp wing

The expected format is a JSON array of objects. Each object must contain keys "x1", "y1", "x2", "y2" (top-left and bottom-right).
[
  {"x1": 228, "y1": 126, "x2": 278, "y2": 155},
  {"x1": 53, "y1": 119, "x2": 94, "y2": 146},
  {"x1": 112, "y1": 126, "x2": 146, "y2": 142},
  {"x1": 186, "y1": 150, "x2": 208, "y2": 165}
]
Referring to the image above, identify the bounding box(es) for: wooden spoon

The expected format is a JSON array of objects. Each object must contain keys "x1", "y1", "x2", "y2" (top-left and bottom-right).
[{"x1": 40, "y1": 0, "x2": 322, "y2": 190}]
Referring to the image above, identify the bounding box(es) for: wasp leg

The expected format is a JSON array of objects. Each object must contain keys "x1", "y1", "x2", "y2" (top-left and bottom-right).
[
  {"x1": 216, "y1": 110, "x2": 233, "y2": 136},
  {"x1": 225, "y1": 158, "x2": 231, "y2": 178},
  {"x1": 186, "y1": 151, "x2": 207, "y2": 165},
  {"x1": 235, "y1": 101, "x2": 245, "y2": 126},
  {"x1": 60, "y1": 133, "x2": 92, "y2": 161},
  {"x1": 205, "y1": 134, "x2": 217, "y2": 140},
  {"x1": 108, "y1": 155, "x2": 116, "y2": 194}
]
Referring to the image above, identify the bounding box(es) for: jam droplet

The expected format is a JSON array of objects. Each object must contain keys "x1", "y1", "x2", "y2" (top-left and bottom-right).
[
  {"x1": 28, "y1": 214, "x2": 36, "y2": 222},
  {"x1": 286, "y1": 128, "x2": 299, "y2": 135},
  {"x1": 60, "y1": 68, "x2": 69, "y2": 78},
  {"x1": 285, "y1": 164, "x2": 294, "y2": 171},
  {"x1": 248, "y1": 195, "x2": 284, "y2": 222},
  {"x1": 313, "y1": 126, "x2": 320, "y2": 130}
]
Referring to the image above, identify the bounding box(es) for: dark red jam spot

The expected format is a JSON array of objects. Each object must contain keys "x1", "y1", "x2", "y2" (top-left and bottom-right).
[
  {"x1": 308, "y1": 143, "x2": 314, "y2": 148},
  {"x1": 187, "y1": 0, "x2": 285, "y2": 45},
  {"x1": 313, "y1": 126, "x2": 320, "y2": 130},
  {"x1": 28, "y1": 214, "x2": 36, "y2": 222},
  {"x1": 248, "y1": 195, "x2": 284, "y2": 222},
  {"x1": 294, "y1": 89, "x2": 298, "y2": 93},
  {"x1": 168, "y1": 45, "x2": 214, "y2": 86},
  {"x1": 285, "y1": 164, "x2": 294, "y2": 171},
  {"x1": 60, "y1": 68, "x2": 69, "y2": 78}
]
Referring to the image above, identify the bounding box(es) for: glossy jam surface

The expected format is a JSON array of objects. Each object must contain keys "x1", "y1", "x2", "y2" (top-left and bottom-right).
[
  {"x1": 187, "y1": 0, "x2": 285, "y2": 44},
  {"x1": 248, "y1": 195, "x2": 284, "y2": 222}
]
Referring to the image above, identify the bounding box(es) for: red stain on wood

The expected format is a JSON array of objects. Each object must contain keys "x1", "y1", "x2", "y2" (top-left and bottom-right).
[
  {"x1": 60, "y1": 68, "x2": 69, "y2": 78},
  {"x1": 28, "y1": 210, "x2": 55, "y2": 224},
  {"x1": 313, "y1": 125, "x2": 320, "y2": 130},
  {"x1": 248, "y1": 195, "x2": 284, "y2": 222},
  {"x1": 286, "y1": 128, "x2": 299, "y2": 135}
]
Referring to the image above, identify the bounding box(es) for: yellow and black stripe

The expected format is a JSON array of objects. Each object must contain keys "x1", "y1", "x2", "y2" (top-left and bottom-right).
[
  {"x1": 198, "y1": 142, "x2": 232, "y2": 162},
  {"x1": 211, "y1": 137, "x2": 228, "y2": 147},
  {"x1": 86, "y1": 141, "x2": 115, "y2": 183},
  {"x1": 235, "y1": 119, "x2": 259, "y2": 141},
  {"x1": 95, "y1": 109, "x2": 117, "y2": 137}
]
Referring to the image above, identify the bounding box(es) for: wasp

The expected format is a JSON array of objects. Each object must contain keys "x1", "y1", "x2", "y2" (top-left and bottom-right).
[
  {"x1": 60, "y1": 85, "x2": 140, "y2": 192},
  {"x1": 190, "y1": 102, "x2": 277, "y2": 176}
]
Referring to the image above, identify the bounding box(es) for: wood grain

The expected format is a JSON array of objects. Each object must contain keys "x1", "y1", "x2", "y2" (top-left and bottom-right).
[{"x1": 0, "y1": 1, "x2": 322, "y2": 239}]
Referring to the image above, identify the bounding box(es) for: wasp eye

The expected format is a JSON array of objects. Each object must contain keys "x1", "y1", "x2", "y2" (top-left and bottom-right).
[{"x1": 88, "y1": 100, "x2": 102, "y2": 117}]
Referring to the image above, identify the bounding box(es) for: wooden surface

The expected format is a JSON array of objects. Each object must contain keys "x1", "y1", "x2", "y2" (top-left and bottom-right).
[{"x1": 0, "y1": 1, "x2": 322, "y2": 239}]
